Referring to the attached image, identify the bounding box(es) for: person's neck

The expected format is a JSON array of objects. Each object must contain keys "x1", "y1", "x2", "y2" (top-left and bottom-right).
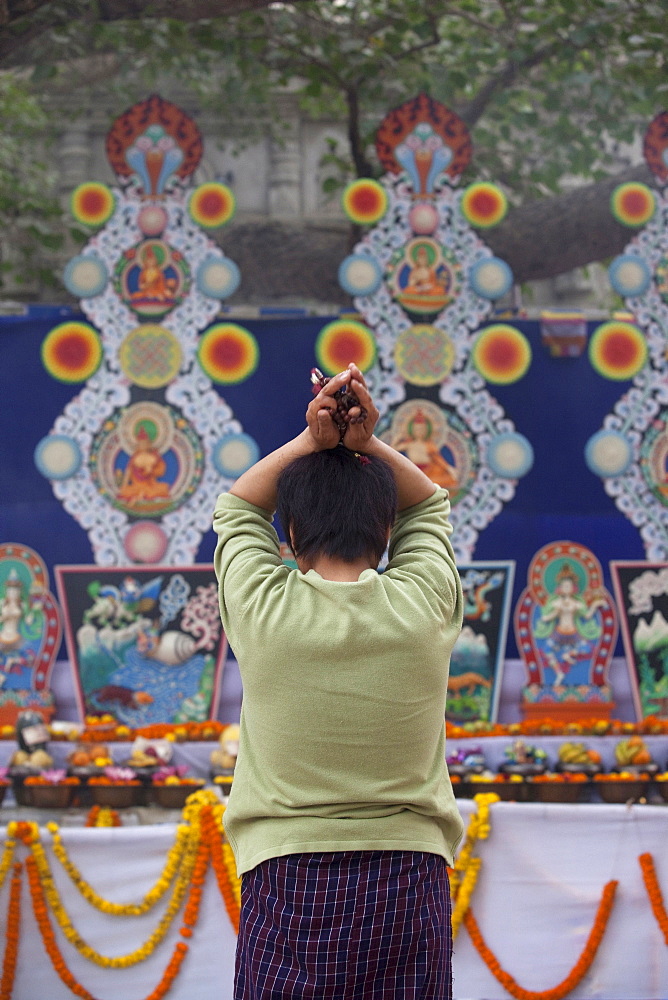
[{"x1": 300, "y1": 553, "x2": 375, "y2": 581}]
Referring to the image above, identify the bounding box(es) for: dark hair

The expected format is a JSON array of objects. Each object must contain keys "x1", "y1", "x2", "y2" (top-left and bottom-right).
[{"x1": 276, "y1": 446, "x2": 397, "y2": 565}]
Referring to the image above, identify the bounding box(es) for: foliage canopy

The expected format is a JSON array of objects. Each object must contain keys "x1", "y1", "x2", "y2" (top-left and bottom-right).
[{"x1": 0, "y1": 0, "x2": 665, "y2": 295}]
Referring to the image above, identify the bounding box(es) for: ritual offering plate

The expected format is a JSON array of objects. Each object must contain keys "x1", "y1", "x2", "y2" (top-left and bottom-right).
[
  {"x1": 594, "y1": 773, "x2": 649, "y2": 804},
  {"x1": 151, "y1": 780, "x2": 205, "y2": 809},
  {"x1": 446, "y1": 746, "x2": 486, "y2": 778},
  {"x1": 210, "y1": 767, "x2": 235, "y2": 795},
  {"x1": 26, "y1": 783, "x2": 77, "y2": 809},
  {"x1": 530, "y1": 773, "x2": 590, "y2": 803},
  {"x1": 613, "y1": 736, "x2": 657, "y2": 775},
  {"x1": 89, "y1": 783, "x2": 143, "y2": 808},
  {"x1": 468, "y1": 775, "x2": 534, "y2": 802}
]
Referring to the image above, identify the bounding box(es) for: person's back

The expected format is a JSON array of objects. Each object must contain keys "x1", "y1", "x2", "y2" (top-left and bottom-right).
[{"x1": 213, "y1": 363, "x2": 463, "y2": 1000}]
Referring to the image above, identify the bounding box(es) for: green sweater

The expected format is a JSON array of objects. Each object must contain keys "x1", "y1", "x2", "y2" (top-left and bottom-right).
[{"x1": 213, "y1": 487, "x2": 464, "y2": 876}]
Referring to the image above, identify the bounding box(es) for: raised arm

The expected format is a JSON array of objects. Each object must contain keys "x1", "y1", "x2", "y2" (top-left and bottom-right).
[
  {"x1": 342, "y1": 364, "x2": 437, "y2": 510},
  {"x1": 228, "y1": 368, "x2": 351, "y2": 511}
]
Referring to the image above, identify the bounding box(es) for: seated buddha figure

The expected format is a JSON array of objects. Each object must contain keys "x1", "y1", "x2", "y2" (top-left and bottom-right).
[
  {"x1": 403, "y1": 244, "x2": 448, "y2": 297},
  {"x1": 391, "y1": 409, "x2": 458, "y2": 491},
  {"x1": 131, "y1": 245, "x2": 177, "y2": 302},
  {"x1": 117, "y1": 420, "x2": 171, "y2": 506}
]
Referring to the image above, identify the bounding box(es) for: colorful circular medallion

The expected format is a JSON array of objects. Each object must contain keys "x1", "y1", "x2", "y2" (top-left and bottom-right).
[
  {"x1": 460, "y1": 183, "x2": 508, "y2": 228},
  {"x1": 487, "y1": 432, "x2": 534, "y2": 479},
  {"x1": 71, "y1": 182, "x2": 115, "y2": 227},
  {"x1": 119, "y1": 325, "x2": 182, "y2": 388},
  {"x1": 408, "y1": 202, "x2": 439, "y2": 235},
  {"x1": 584, "y1": 429, "x2": 633, "y2": 478},
  {"x1": 588, "y1": 321, "x2": 647, "y2": 380},
  {"x1": 188, "y1": 183, "x2": 235, "y2": 228},
  {"x1": 607, "y1": 255, "x2": 651, "y2": 298},
  {"x1": 115, "y1": 238, "x2": 190, "y2": 320},
  {"x1": 198, "y1": 323, "x2": 259, "y2": 384},
  {"x1": 472, "y1": 324, "x2": 531, "y2": 384},
  {"x1": 89, "y1": 401, "x2": 204, "y2": 518},
  {"x1": 469, "y1": 258, "x2": 513, "y2": 300},
  {"x1": 196, "y1": 256, "x2": 241, "y2": 299},
  {"x1": 42, "y1": 321, "x2": 103, "y2": 383},
  {"x1": 610, "y1": 183, "x2": 656, "y2": 227},
  {"x1": 315, "y1": 319, "x2": 376, "y2": 376},
  {"x1": 639, "y1": 413, "x2": 668, "y2": 507},
  {"x1": 137, "y1": 204, "x2": 168, "y2": 236},
  {"x1": 34, "y1": 434, "x2": 82, "y2": 480},
  {"x1": 63, "y1": 255, "x2": 108, "y2": 298},
  {"x1": 394, "y1": 324, "x2": 455, "y2": 386},
  {"x1": 387, "y1": 238, "x2": 462, "y2": 318},
  {"x1": 212, "y1": 433, "x2": 260, "y2": 478},
  {"x1": 123, "y1": 521, "x2": 169, "y2": 563},
  {"x1": 341, "y1": 179, "x2": 388, "y2": 225},
  {"x1": 338, "y1": 254, "x2": 383, "y2": 297}
]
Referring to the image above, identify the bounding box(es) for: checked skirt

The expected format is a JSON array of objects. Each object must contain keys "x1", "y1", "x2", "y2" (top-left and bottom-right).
[{"x1": 234, "y1": 850, "x2": 452, "y2": 999}]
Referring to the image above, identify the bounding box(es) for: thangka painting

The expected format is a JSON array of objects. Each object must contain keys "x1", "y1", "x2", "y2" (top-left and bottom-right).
[
  {"x1": 55, "y1": 565, "x2": 226, "y2": 725},
  {"x1": 324, "y1": 93, "x2": 535, "y2": 563},
  {"x1": 514, "y1": 542, "x2": 618, "y2": 722},
  {"x1": 35, "y1": 95, "x2": 258, "y2": 567},
  {"x1": 585, "y1": 111, "x2": 668, "y2": 561},
  {"x1": 610, "y1": 561, "x2": 668, "y2": 720},
  {"x1": 0, "y1": 544, "x2": 62, "y2": 725},
  {"x1": 447, "y1": 561, "x2": 514, "y2": 725}
]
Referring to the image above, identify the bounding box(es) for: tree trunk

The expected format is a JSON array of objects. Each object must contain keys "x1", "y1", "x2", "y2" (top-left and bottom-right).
[{"x1": 219, "y1": 164, "x2": 656, "y2": 304}]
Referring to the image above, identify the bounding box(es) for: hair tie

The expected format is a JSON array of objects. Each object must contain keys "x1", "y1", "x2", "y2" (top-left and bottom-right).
[{"x1": 354, "y1": 452, "x2": 371, "y2": 465}]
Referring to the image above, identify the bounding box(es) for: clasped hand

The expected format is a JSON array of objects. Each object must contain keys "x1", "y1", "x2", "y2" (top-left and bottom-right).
[{"x1": 306, "y1": 363, "x2": 378, "y2": 451}]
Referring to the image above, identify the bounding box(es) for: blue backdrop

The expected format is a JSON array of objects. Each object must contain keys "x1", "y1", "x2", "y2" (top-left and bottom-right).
[{"x1": 0, "y1": 308, "x2": 646, "y2": 660}]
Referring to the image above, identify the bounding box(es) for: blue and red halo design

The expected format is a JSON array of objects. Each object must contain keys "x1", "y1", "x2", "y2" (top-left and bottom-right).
[
  {"x1": 472, "y1": 325, "x2": 531, "y2": 384},
  {"x1": 197, "y1": 323, "x2": 259, "y2": 384},
  {"x1": 315, "y1": 320, "x2": 377, "y2": 376},
  {"x1": 41, "y1": 322, "x2": 103, "y2": 383}
]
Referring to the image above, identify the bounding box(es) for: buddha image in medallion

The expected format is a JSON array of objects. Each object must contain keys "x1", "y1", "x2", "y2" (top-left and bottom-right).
[
  {"x1": 387, "y1": 238, "x2": 462, "y2": 319},
  {"x1": 380, "y1": 398, "x2": 476, "y2": 501}
]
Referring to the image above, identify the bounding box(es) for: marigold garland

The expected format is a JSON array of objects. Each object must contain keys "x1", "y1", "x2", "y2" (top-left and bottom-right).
[
  {"x1": 85, "y1": 805, "x2": 122, "y2": 827},
  {"x1": 201, "y1": 803, "x2": 241, "y2": 931},
  {"x1": 0, "y1": 831, "x2": 16, "y2": 891},
  {"x1": 0, "y1": 863, "x2": 21, "y2": 1000},
  {"x1": 449, "y1": 792, "x2": 498, "y2": 938},
  {"x1": 25, "y1": 851, "x2": 191, "y2": 1000},
  {"x1": 639, "y1": 852, "x2": 668, "y2": 945},
  {"x1": 464, "y1": 879, "x2": 618, "y2": 1000},
  {"x1": 46, "y1": 820, "x2": 190, "y2": 916},
  {"x1": 4, "y1": 811, "x2": 212, "y2": 999},
  {"x1": 31, "y1": 825, "x2": 201, "y2": 967},
  {"x1": 1, "y1": 790, "x2": 665, "y2": 1000}
]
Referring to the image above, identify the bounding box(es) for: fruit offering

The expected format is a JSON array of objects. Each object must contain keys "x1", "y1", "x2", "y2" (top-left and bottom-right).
[
  {"x1": 10, "y1": 711, "x2": 54, "y2": 771},
  {"x1": 210, "y1": 723, "x2": 240, "y2": 771},
  {"x1": 68, "y1": 742, "x2": 113, "y2": 770},
  {"x1": 446, "y1": 746, "x2": 486, "y2": 776},
  {"x1": 310, "y1": 367, "x2": 367, "y2": 439},
  {"x1": 614, "y1": 735, "x2": 655, "y2": 771},
  {"x1": 557, "y1": 741, "x2": 602, "y2": 773},
  {"x1": 501, "y1": 739, "x2": 548, "y2": 775}
]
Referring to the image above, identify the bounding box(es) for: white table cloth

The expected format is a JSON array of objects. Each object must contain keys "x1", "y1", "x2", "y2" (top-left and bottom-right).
[{"x1": 0, "y1": 800, "x2": 666, "y2": 999}]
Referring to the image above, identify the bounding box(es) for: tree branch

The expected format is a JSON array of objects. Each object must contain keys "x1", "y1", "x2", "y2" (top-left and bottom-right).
[
  {"x1": 484, "y1": 163, "x2": 653, "y2": 283},
  {"x1": 0, "y1": 0, "x2": 312, "y2": 65},
  {"x1": 458, "y1": 5, "x2": 635, "y2": 127}
]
